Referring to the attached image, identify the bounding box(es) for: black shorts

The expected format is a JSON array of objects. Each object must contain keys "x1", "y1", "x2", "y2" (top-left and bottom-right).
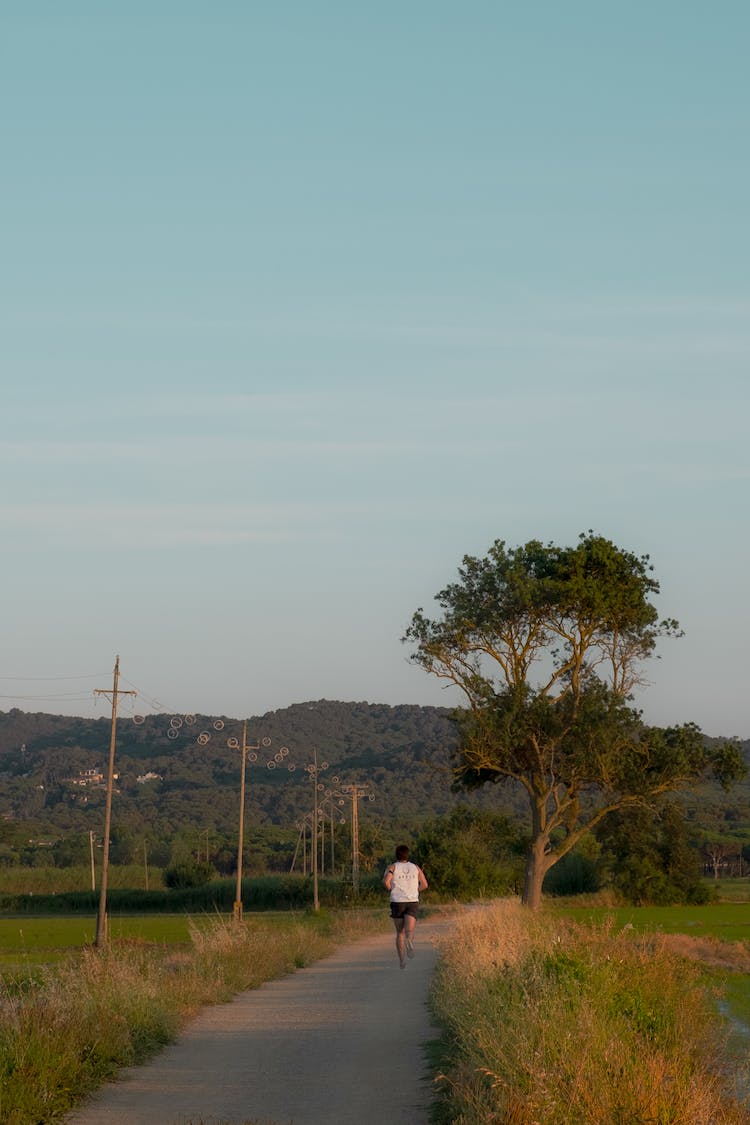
[{"x1": 390, "y1": 901, "x2": 419, "y2": 920}]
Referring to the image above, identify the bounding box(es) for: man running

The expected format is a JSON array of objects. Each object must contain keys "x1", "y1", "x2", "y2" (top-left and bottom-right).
[{"x1": 383, "y1": 845, "x2": 428, "y2": 969}]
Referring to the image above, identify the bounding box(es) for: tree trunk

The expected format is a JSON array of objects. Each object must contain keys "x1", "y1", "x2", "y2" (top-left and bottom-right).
[{"x1": 521, "y1": 835, "x2": 554, "y2": 910}]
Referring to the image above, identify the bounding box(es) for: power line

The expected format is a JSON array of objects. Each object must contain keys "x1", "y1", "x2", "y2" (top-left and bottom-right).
[{"x1": 0, "y1": 673, "x2": 109, "y2": 681}]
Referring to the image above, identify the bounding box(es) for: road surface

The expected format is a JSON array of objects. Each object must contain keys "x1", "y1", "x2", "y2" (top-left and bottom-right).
[{"x1": 65, "y1": 917, "x2": 450, "y2": 1125}]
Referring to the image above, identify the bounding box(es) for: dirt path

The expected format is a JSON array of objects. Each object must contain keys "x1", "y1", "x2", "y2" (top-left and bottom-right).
[{"x1": 65, "y1": 918, "x2": 451, "y2": 1125}]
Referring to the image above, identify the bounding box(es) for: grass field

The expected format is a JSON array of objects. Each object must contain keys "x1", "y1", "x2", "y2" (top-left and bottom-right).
[
  {"x1": 0, "y1": 911, "x2": 313, "y2": 974},
  {"x1": 557, "y1": 902, "x2": 750, "y2": 943}
]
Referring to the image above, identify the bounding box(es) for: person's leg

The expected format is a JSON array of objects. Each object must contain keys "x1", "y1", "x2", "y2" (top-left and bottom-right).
[
  {"x1": 393, "y1": 916, "x2": 407, "y2": 967},
  {"x1": 403, "y1": 913, "x2": 417, "y2": 957}
]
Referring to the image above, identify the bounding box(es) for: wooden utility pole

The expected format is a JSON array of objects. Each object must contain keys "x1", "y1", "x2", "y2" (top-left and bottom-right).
[
  {"x1": 234, "y1": 722, "x2": 248, "y2": 922},
  {"x1": 94, "y1": 656, "x2": 135, "y2": 948},
  {"x1": 311, "y1": 748, "x2": 320, "y2": 911}
]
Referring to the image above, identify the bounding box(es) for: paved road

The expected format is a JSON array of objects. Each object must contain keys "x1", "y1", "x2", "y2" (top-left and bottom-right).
[{"x1": 65, "y1": 918, "x2": 449, "y2": 1125}]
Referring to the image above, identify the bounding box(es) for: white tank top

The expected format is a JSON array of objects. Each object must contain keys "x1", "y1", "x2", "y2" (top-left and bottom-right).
[{"x1": 388, "y1": 861, "x2": 420, "y2": 902}]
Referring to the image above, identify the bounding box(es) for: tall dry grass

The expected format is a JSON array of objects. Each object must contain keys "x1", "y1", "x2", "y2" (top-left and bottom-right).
[
  {"x1": 431, "y1": 900, "x2": 750, "y2": 1125},
  {"x1": 0, "y1": 909, "x2": 385, "y2": 1124}
]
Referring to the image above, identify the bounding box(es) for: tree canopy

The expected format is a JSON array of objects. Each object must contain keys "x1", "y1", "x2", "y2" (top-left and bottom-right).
[{"x1": 404, "y1": 532, "x2": 745, "y2": 908}]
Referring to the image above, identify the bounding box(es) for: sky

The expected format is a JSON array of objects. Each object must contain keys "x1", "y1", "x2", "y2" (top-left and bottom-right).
[{"x1": 2, "y1": 3, "x2": 748, "y2": 738}]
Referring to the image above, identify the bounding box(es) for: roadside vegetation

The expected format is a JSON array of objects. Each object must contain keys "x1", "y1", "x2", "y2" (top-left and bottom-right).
[
  {"x1": 430, "y1": 900, "x2": 750, "y2": 1124},
  {"x1": 0, "y1": 907, "x2": 387, "y2": 1125}
]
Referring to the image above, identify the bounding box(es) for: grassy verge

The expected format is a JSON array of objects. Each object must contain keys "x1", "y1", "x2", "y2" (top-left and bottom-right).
[
  {"x1": 430, "y1": 900, "x2": 749, "y2": 1124},
  {"x1": 0, "y1": 908, "x2": 387, "y2": 1125}
]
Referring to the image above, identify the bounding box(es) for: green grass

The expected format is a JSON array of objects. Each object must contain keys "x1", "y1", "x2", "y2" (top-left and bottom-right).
[
  {"x1": 0, "y1": 914, "x2": 214, "y2": 967},
  {"x1": 711, "y1": 878, "x2": 750, "y2": 902},
  {"x1": 0, "y1": 911, "x2": 325, "y2": 975},
  {"x1": 557, "y1": 902, "x2": 750, "y2": 943}
]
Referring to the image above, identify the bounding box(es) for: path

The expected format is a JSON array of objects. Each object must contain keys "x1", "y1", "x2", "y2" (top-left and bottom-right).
[{"x1": 65, "y1": 918, "x2": 450, "y2": 1125}]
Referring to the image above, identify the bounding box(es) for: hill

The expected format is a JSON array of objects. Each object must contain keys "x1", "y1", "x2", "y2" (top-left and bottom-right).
[
  {"x1": 0, "y1": 701, "x2": 493, "y2": 849},
  {"x1": 1, "y1": 702, "x2": 748, "y2": 864}
]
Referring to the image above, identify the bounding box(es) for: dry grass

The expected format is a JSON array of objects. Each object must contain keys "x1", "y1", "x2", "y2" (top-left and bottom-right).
[
  {"x1": 0, "y1": 909, "x2": 385, "y2": 1125},
  {"x1": 431, "y1": 900, "x2": 750, "y2": 1125},
  {"x1": 658, "y1": 932, "x2": 750, "y2": 974}
]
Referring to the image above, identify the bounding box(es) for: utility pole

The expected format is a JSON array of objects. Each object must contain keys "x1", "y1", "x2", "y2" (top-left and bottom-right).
[
  {"x1": 234, "y1": 722, "x2": 249, "y2": 922},
  {"x1": 302, "y1": 749, "x2": 329, "y2": 911},
  {"x1": 338, "y1": 781, "x2": 373, "y2": 894},
  {"x1": 89, "y1": 830, "x2": 96, "y2": 891},
  {"x1": 311, "y1": 748, "x2": 320, "y2": 911},
  {"x1": 94, "y1": 656, "x2": 136, "y2": 948}
]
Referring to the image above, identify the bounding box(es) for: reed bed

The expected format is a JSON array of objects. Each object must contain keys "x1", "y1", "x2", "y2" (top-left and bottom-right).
[
  {"x1": 0, "y1": 908, "x2": 384, "y2": 1124},
  {"x1": 431, "y1": 900, "x2": 750, "y2": 1124}
]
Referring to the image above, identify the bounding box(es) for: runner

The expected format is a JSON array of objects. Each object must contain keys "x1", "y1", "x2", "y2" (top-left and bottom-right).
[{"x1": 383, "y1": 845, "x2": 428, "y2": 969}]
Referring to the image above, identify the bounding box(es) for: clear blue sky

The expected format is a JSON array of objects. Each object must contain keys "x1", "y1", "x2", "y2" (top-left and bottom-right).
[{"x1": 2, "y1": 3, "x2": 748, "y2": 737}]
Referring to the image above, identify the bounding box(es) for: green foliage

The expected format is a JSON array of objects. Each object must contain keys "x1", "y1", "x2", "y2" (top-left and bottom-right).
[
  {"x1": 0, "y1": 702, "x2": 495, "y2": 867},
  {"x1": 414, "y1": 805, "x2": 524, "y2": 898},
  {"x1": 543, "y1": 849, "x2": 601, "y2": 896},
  {"x1": 164, "y1": 859, "x2": 214, "y2": 889},
  {"x1": 0, "y1": 873, "x2": 387, "y2": 915},
  {"x1": 404, "y1": 532, "x2": 746, "y2": 908},
  {"x1": 595, "y1": 802, "x2": 711, "y2": 905}
]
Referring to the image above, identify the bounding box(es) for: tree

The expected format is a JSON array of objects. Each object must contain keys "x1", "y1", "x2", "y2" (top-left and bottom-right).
[
  {"x1": 414, "y1": 805, "x2": 524, "y2": 898},
  {"x1": 595, "y1": 800, "x2": 710, "y2": 905},
  {"x1": 404, "y1": 532, "x2": 744, "y2": 909}
]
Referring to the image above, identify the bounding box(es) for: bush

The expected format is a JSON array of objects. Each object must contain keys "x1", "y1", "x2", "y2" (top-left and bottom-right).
[
  {"x1": 164, "y1": 861, "x2": 215, "y2": 889},
  {"x1": 415, "y1": 806, "x2": 524, "y2": 899},
  {"x1": 543, "y1": 850, "x2": 601, "y2": 896}
]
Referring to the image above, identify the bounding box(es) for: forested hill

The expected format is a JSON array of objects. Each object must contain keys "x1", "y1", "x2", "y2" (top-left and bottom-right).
[
  {"x1": 0, "y1": 700, "x2": 482, "y2": 841},
  {"x1": 1, "y1": 701, "x2": 748, "y2": 848}
]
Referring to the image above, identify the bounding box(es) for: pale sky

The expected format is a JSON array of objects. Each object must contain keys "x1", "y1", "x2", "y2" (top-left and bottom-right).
[{"x1": 2, "y1": 3, "x2": 748, "y2": 738}]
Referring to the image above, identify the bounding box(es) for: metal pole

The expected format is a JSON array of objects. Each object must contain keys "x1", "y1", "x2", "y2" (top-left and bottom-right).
[{"x1": 89, "y1": 830, "x2": 96, "y2": 892}]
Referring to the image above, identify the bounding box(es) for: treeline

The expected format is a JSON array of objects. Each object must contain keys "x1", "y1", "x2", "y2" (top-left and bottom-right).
[
  {"x1": 1, "y1": 702, "x2": 749, "y2": 907},
  {"x1": 0, "y1": 700, "x2": 523, "y2": 867}
]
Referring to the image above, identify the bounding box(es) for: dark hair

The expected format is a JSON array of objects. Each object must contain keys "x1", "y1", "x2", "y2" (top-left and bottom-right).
[{"x1": 395, "y1": 845, "x2": 410, "y2": 861}]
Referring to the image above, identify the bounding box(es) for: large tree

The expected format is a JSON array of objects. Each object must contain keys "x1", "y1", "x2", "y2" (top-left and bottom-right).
[{"x1": 404, "y1": 532, "x2": 744, "y2": 908}]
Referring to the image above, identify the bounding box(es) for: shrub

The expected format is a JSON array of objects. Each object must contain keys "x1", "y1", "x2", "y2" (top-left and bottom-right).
[{"x1": 164, "y1": 860, "x2": 215, "y2": 889}]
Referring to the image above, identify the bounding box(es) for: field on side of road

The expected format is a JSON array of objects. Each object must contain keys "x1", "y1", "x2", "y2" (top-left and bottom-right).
[
  {"x1": 0, "y1": 913, "x2": 223, "y2": 971},
  {"x1": 429, "y1": 900, "x2": 750, "y2": 1125},
  {"x1": 558, "y1": 901, "x2": 750, "y2": 943},
  {"x1": 0, "y1": 908, "x2": 389, "y2": 1124}
]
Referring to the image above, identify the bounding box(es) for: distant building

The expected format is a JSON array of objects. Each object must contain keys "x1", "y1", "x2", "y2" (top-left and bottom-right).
[
  {"x1": 136, "y1": 771, "x2": 162, "y2": 784},
  {"x1": 66, "y1": 769, "x2": 105, "y2": 787}
]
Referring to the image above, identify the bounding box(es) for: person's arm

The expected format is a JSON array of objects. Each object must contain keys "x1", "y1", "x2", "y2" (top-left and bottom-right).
[
  {"x1": 383, "y1": 864, "x2": 395, "y2": 890},
  {"x1": 417, "y1": 866, "x2": 428, "y2": 892}
]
